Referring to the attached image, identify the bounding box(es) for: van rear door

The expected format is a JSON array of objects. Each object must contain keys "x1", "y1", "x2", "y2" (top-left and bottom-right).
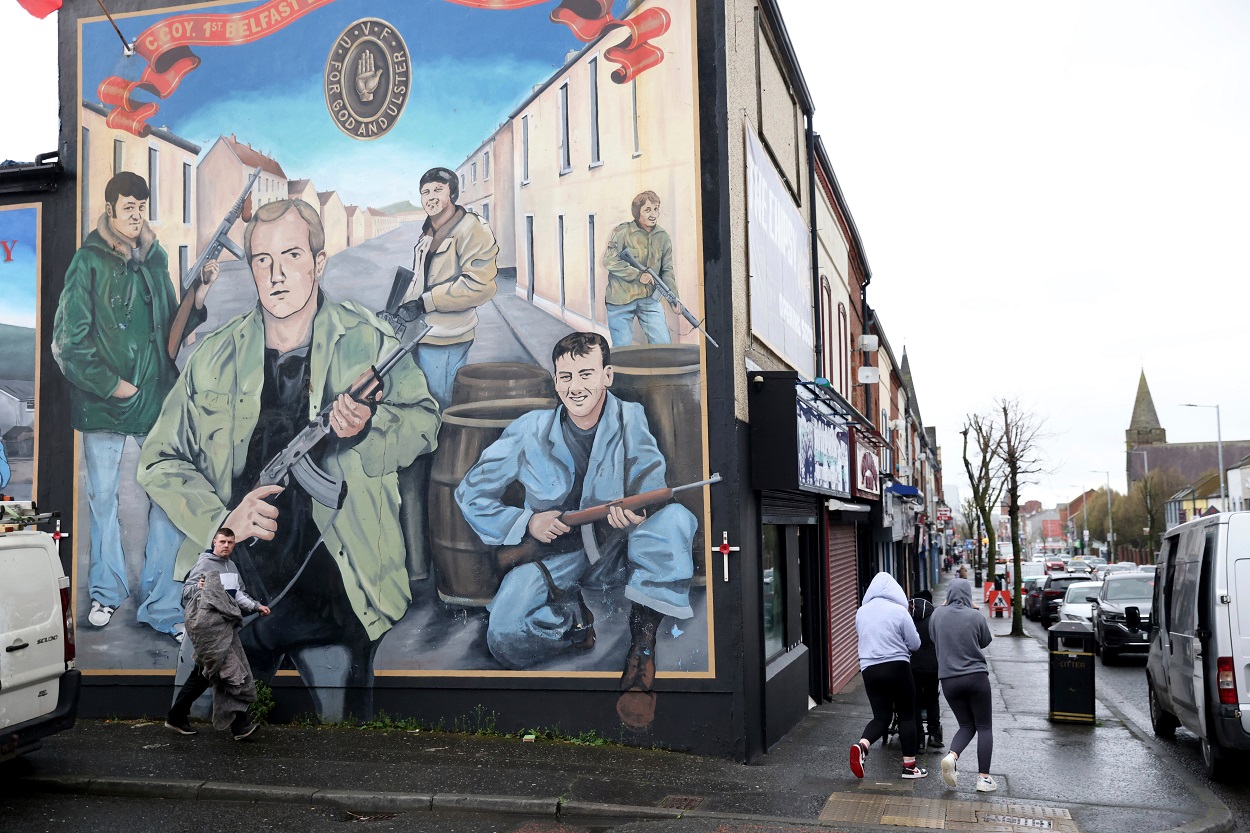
[
  {"x1": 1168, "y1": 526, "x2": 1206, "y2": 732},
  {"x1": 0, "y1": 535, "x2": 65, "y2": 727}
]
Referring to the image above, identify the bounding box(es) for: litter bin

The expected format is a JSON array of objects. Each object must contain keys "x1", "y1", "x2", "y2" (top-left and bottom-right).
[{"x1": 1048, "y1": 621, "x2": 1095, "y2": 724}]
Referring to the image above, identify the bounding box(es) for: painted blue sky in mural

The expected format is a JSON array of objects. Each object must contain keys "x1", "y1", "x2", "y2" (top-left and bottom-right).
[
  {"x1": 0, "y1": 206, "x2": 38, "y2": 329},
  {"x1": 81, "y1": 0, "x2": 575, "y2": 206}
]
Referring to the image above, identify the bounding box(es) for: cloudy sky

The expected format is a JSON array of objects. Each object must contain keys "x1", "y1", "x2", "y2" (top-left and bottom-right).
[{"x1": 4, "y1": 1, "x2": 1249, "y2": 508}]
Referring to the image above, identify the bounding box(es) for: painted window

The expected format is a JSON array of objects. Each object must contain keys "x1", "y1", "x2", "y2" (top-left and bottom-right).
[
  {"x1": 81, "y1": 127, "x2": 90, "y2": 241},
  {"x1": 559, "y1": 82, "x2": 572, "y2": 174},
  {"x1": 521, "y1": 115, "x2": 530, "y2": 183},
  {"x1": 179, "y1": 245, "x2": 189, "y2": 283},
  {"x1": 113, "y1": 138, "x2": 123, "y2": 174},
  {"x1": 587, "y1": 214, "x2": 596, "y2": 318},
  {"x1": 589, "y1": 55, "x2": 601, "y2": 166},
  {"x1": 525, "y1": 215, "x2": 535, "y2": 299},
  {"x1": 631, "y1": 78, "x2": 641, "y2": 156},
  {"x1": 557, "y1": 214, "x2": 567, "y2": 306},
  {"x1": 481, "y1": 201, "x2": 490, "y2": 223},
  {"x1": 148, "y1": 147, "x2": 159, "y2": 222},
  {"x1": 471, "y1": 161, "x2": 477, "y2": 184},
  {"x1": 483, "y1": 150, "x2": 490, "y2": 179},
  {"x1": 182, "y1": 162, "x2": 192, "y2": 224}
]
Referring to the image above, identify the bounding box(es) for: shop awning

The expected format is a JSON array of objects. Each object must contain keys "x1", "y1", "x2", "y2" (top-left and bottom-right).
[{"x1": 886, "y1": 482, "x2": 922, "y2": 498}]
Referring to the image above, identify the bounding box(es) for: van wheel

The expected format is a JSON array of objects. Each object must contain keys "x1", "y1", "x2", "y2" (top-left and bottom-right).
[
  {"x1": 1148, "y1": 683, "x2": 1178, "y2": 739},
  {"x1": 1201, "y1": 736, "x2": 1232, "y2": 781}
]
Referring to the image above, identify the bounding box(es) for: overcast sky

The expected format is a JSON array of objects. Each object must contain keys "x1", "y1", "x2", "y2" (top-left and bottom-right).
[{"x1": 4, "y1": 1, "x2": 1249, "y2": 509}]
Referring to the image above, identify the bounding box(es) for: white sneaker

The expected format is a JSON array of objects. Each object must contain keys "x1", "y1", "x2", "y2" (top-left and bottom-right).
[
  {"x1": 173, "y1": 623, "x2": 186, "y2": 644},
  {"x1": 88, "y1": 600, "x2": 115, "y2": 627},
  {"x1": 940, "y1": 752, "x2": 957, "y2": 788},
  {"x1": 977, "y1": 774, "x2": 998, "y2": 792}
]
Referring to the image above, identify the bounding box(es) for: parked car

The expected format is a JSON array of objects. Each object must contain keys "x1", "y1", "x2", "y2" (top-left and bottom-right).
[
  {"x1": 1058, "y1": 580, "x2": 1103, "y2": 625},
  {"x1": 1067, "y1": 560, "x2": 1093, "y2": 577},
  {"x1": 1137, "y1": 563, "x2": 1158, "y2": 575},
  {"x1": 1093, "y1": 562, "x2": 1135, "y2": 581},
  {"x1": 1144, "y1": 512, "x2": 1250, "y2": 780},
  {"x1": 1092, "y1": 572, "x2": 1155, "y2": 664},
  {"x1": 0, "y1": 510, "x2": 80, "y2": 764},
  {"x1": 1044, "y1": 559, "x2": 1065, "y2": 575},
  {"x1": 1038, "y1": 573, "x2": 1093, "y2": 626},
  {"x1": 1022, "y1": 576, "x2": 1045, "y2": 620}
]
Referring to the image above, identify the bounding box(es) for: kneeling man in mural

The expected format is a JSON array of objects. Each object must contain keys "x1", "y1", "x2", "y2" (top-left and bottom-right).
[
  {"x1": 139, "y1": 198, "x2": 440, "y2": 721},
  {"x1": 455, "y1": 331, "x2": 696, "y2": 729}
]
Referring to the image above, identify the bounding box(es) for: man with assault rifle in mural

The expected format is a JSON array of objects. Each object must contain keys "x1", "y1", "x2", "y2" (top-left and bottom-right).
[
  {"x1": 139, "y1": 198, "x2": 440, "y2": 721},
  {"x1": 456, "y1": 331, "x2": 714, "y2": 729}
]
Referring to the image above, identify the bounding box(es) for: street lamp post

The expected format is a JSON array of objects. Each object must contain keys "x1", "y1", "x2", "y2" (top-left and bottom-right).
[
  {"x1": 1182, "y1": 403, "x2": 1226, "y2": 512},
  {"x1": 1092, "y1": 470, "x2": 1114, "y2": 559}
]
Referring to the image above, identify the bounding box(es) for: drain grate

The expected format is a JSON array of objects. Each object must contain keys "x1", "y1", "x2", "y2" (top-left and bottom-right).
[{"x1": 658, "y1": 794, "x2": 705, "y2": 810}]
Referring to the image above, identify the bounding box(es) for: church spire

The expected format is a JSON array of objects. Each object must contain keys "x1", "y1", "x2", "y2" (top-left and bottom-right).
[{"x1": 1126, "y1": 370, "x2": 1166, "y2": 450}]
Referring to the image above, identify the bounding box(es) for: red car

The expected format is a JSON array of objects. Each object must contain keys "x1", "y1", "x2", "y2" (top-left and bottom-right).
[{"x1": 1045, "y1": 560, "x2": 1065, "y2": 574}]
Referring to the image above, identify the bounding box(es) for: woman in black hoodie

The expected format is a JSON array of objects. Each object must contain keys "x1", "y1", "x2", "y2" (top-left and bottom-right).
[{"x1": 909, "y1": 591, "x2": 943, "y2": 749}]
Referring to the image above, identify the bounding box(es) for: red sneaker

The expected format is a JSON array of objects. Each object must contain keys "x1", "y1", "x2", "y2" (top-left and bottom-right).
[{"x1": 850, "y1": 741, "x2": 868, "y2": 778}]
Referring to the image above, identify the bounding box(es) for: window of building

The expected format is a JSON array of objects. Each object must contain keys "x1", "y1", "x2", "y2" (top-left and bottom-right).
[
  {"x1": 113, "y1": 138, "x2": 124, "y2": 174},
  {"x1": 182, "y1": 162, "x2": 192, "y2": 224},
  {"x1": 481, "y1": 201, "x2": 490, "y2": 223},
  {"x1": 557, "y1": 214, "x2": 567, "y2": 306},
  {"x1": 81, "y1": 127, "x2": 90, "y2": 242},
  {"x1": 588, "y1": 55, "x2": 601, "y2": 167},
  {"x1": 521, "y1": 116, "x2": 530, "y2": 184},
  {"x1": 820, "y1": 276, "x2": 833, "y2": 382},
  {"x1": 471, "y1": 162, "x2": 477, "y2": 184},
  {"x1": 587, "y1": 214, "x2": 596, "y2": 318},
  {"x1": 179, "y1": 245, "x2": 189, "y2": 283},
  {"x1": 838, "y1": 303, "x2": 850, "y2": 393},
  {"x1": 525, "y1": 215, "x2": 536, "y2": 300},
  {"x1": 631, "y1": 78, "x2": 641, "y2": 156},
  {"x1": 461, "y1": 174, "x2": 466, "y2": 193},
  {"x1": 483, "y1": 150, "x2": 490, "y2": 179},
  {"x1": 762, "y1": 524, "x2": 785, "y2": 661},
  {"x1": 148, "y1": 147, "x2": 159, "y2": 222},
  {"x1": 558, "y1": 82, "x2": 571, "y2": 174}
]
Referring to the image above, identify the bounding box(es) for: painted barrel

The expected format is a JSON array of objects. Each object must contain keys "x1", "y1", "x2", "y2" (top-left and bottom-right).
[
  {"x1": 608, "y1": 344, "x2": 707, "y2": 576},
  {"x1": 451, "y1": 361, "x2": 556, "y2": 407},
  {"x1": 429, "y1": 397, "x2": 557, "y2": 607}
]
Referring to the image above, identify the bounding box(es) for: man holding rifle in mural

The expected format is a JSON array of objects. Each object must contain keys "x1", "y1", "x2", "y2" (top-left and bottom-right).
[
  {"x1": 456, "y1": 331, "x2": 704, "y2": 730},
  {"x1": 603, "y1": 190, "x2": 684, "y2": 348},
  {"x1": 53, "y1": 171, "x2": 220, "y2": 641},
  {"x1": 138, "y1": 198, "x2": 440, "y2": 721}
]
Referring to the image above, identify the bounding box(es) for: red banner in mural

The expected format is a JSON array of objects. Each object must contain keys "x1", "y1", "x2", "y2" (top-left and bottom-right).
[
  {"x1": 98, "y1": 0, "x2": 670, "y2": 137},
  {"x1": 97, "y1": 0, "x2": 336, "y2": 136},
  {"x1": 448, "y1": 0, "x2": 670, "y2": 83}
]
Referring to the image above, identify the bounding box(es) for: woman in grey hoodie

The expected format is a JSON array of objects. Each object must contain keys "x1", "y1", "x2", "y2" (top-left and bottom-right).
[
  {"x1": 929, "y1": 578, "x2": 996, "y2": 792},
  {"x1": 850, "y1": 572, "x2": 926, "y2": 780}
]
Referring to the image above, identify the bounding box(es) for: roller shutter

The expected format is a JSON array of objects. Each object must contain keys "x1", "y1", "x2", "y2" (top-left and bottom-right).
[{"x1": 828, "y1": 523, "x2": 859, "y2": 693}]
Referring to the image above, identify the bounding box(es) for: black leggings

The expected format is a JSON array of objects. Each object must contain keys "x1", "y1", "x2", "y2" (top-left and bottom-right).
[
  {"x1": 861, "y1": 660, "x2": 918, "y2": 756},
  {"x1": 942, "y1": 671, "x2": 993, "y2": 773}
]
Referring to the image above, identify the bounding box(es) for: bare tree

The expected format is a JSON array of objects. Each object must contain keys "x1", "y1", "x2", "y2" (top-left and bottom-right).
[
  {"x1": 995, "y1": 399, "x2": 1046, "y2": 637},
  {"x1": 961, "y1": 413, "x2": 1004, "y2": 589}
]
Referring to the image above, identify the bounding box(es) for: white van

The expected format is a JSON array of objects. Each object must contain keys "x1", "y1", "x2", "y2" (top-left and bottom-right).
[
  {"x1": 0, "y1": 508, "x2": 80, "y2": 763},
  {"x1": 1140, "y1": 512, "x2": 1250, "y2": 780}
]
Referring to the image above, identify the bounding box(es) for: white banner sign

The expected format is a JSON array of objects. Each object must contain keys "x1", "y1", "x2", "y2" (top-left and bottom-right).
[{"x1": 745, "y1": 120, "x2": 814, "y2": 378}]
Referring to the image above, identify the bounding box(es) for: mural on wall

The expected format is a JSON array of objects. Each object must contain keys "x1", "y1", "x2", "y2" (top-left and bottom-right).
[
  {"x1": 0, "y1": 204, "x2": 40, "y2": 501},
  {"x1": 68, "y1": 0, "x2": 711, "y2": 729}
]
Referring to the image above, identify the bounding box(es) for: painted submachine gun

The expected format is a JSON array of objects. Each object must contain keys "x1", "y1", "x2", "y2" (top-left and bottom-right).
[
  {"x1": 616, "y1": 247, "x2": 718, "y2": 348},
  {"x1": 251, "y1": 317, "x2": 434, "y2": 509},
  {"x1": 167, "y1": 166, "x2": 263, "y2": 357}
]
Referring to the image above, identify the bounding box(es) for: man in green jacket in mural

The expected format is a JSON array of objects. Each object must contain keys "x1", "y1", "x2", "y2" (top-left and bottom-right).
[
  {"x1": 52, "y1": 171, "x2": 217, "y2": 640},
  {"x1": 602, "y1": 190, "x2": 682, "y2": 347},
  {"x1": 138, "y1": 198, "x2": 440, "y2": 721}
]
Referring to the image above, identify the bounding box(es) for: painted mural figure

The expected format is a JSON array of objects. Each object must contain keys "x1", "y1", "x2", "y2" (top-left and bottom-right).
[
  {"x1": 455, "y1": 332, "x2": 696, "y2": 729},
  {"x1": 138, "y1": 199, "x2": 440, "y2": 720},
  {"x1": 383, "y1": 166, "x2": 500, "y2": 409},
  {"x1": 602, "y1": 191, "x2": 683, "y2": 347},
  {"x1": 52, "y1": 172, "x2": 220, "y2": 640}
]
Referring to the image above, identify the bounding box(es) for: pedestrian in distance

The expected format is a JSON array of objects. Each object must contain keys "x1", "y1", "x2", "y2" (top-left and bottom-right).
[
  {"x1": 929, "y1": 578, "x2": 996, "y2": 792},
  {"x1": 165, "y1": 528, "x2": 270, "y2": 740},
  {"x1": 909, "y1": 590, "x2": 943, "y2": 750},
  {"x1": 957, "y1": 564, "x2": 968, "y2": 580},
  {"x1": 850, "y1": 572, "x2": 927, "y2": 780}
]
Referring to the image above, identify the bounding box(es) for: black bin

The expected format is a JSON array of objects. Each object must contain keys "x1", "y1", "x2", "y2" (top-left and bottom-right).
[{"x1": 1048, "y1": 621, "x2": 1095, "y2": 724}]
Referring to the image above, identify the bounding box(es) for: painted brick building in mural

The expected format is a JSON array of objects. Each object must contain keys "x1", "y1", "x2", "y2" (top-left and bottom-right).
[{"x1": 6, "y1": 0, "x2": 949, "y2": 762}]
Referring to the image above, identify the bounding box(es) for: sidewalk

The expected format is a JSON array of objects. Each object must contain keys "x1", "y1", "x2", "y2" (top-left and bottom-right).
[{"x1": 8, "y1": 570, "x2": 1231, "y2": 833}]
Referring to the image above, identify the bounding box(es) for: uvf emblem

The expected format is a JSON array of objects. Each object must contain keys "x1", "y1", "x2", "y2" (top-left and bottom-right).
[{"x1": 325, "y1": 19, "x2": 410, "y2": 140}]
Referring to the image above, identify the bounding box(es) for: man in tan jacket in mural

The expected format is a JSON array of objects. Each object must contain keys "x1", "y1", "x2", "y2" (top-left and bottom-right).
[{"x1": 381, "y1": 166, "x2": 500, "y2": 589}]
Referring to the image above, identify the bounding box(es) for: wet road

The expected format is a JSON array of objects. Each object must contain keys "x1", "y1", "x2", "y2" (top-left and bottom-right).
[{"x1": 1019, "y1": 612, "x2": 1250, "y2": 828}]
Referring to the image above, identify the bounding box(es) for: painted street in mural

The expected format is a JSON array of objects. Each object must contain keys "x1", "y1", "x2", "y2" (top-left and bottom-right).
[
  {"x1": 0, "y1": 205, "x2": 38, "y2": 502},
  {"x1": 63, "y1": 0, "x2": 710, "y2": 728}
]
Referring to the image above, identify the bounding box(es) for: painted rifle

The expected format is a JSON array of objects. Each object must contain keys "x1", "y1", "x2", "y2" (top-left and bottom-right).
[
  {"x1": 616, "y1": 247, "x2": 718, "y2": 348},
  {"x1": 495, "y1": 474, "x2": 722, "y2": 571},
  {"x1": 166, "y1": 166, "x2": 263, "y2": 358}
]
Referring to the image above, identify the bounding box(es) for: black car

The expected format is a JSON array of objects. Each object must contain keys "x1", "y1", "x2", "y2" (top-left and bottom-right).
[
  {"x1": 1022, "y1": 576, "x2": 1045, "y2": 620},
  {"x1": 1038, "y1": 573, "x2": 1091, "y2": 626},
  {"x1": 1092, "y1": 572, "x2": 1155, "y2": 663}
]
